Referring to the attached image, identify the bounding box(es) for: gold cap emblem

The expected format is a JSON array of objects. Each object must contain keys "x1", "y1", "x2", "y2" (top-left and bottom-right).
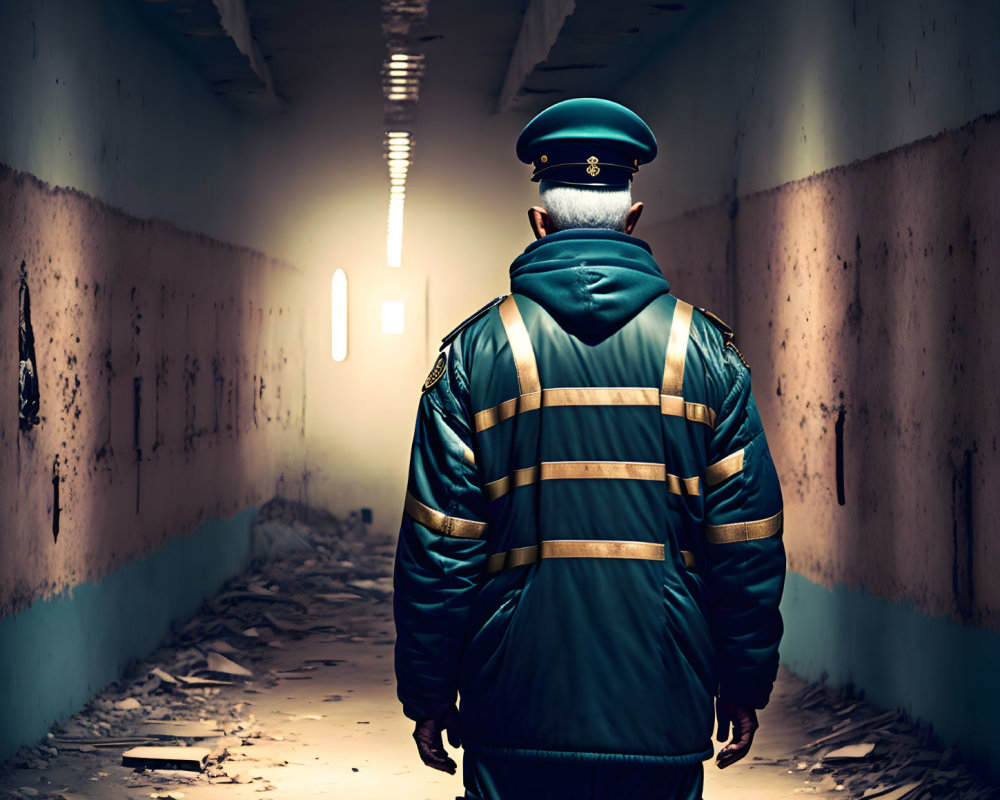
[
  {"x1": 586, "y1": 156, "x2": 600, "y2": 177},
  {"x1": 539, "y1": 154, "x2": 548, "y2": 163}
]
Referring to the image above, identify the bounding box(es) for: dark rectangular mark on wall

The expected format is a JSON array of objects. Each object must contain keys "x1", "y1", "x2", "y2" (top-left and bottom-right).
[
  {"x1": 212, "y1": 357, "x2": 223, "y2": 434},
  {"x1": 51, "y1": 455, "x2": 60, "y2": 542},
  {"x1": 952, "y1": 447, "x2": 975, "y2": 620},
  {"x1": 835, "y1": 403, "x2": 846, "y2": 506},
  {"x1": 134, "y1": 376, "x2": 142, "y2": 514},
  {"x1": 19, "y1": 261, "x2": 41, "y2": 431}
]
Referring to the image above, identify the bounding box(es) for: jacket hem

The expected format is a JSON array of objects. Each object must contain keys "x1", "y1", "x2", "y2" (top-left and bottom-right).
[{"x1": 463, "y1": 742, "x2": 714, "y2": 765}]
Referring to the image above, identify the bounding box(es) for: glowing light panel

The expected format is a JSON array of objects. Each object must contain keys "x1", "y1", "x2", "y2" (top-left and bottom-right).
[
  {"x1": 331, "y1": 269, "x2": 348, "y2": 361},
  {"x1": 382, "y1": 300, "x2": 405, "y2": 335},
  {"x1": 385, "y1": 130, "x2": 412, "y2": 267}
]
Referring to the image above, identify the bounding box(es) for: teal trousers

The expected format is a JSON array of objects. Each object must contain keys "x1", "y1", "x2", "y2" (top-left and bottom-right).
[{"x1": 462, "y1": 752, "x2": 704, "y2": 800}]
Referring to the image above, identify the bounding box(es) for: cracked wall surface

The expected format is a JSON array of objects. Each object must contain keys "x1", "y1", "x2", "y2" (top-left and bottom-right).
[
  {"x1": 0, "y1": 165, "x2": 308, "y2": 617},
  {"x1": 642, "y1": 111, "x2": 999, "y2": 628}
]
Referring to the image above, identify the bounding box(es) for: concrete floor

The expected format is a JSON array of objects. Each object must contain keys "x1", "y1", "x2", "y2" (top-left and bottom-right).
[{"x1": 1, "y1": 512, "x2": 997, "y2": 800}]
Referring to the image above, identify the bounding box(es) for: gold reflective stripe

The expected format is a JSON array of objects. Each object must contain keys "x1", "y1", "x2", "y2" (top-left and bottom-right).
[
  {"x1": 461, "y1": 443, "x2": 476, "y2": 466},
  {"x1": 487, "y1": 545, "x2": 539, "y2": 573},
  {"x1": 485, "y1": 466, "x2": 539, "y2": 501},
  {"x1": 706, "y1": 448, "x2": 745, "y2": 487},
  {"x1": 485, "y1": 461, "x2": 700, "y2": 501},
  {"x1": 542, "y1": 540, "x2": 664, "y2": 561},
  {"x1": 662, "y1": 300, "x2": 694, "y2": 396},
  {"x1": 487, "y1": 542, "x2": 697, "y2": 573},
  {"x1": 404, "y1": 491, "x2": 487, "y2": 539},
  {"x1": 474, "y1": 388, "x2": 717, "y2": 432},
  {"x1": 659, "y1": 394, "x2": 717, "y2": 428},
  {"x1": 705, "y1": 509, "x2": 783, "y2": 544},
  {"x1": 474, "y1": 397, "x2": 519, "y2": 431},
  {"x1": 541, "y1": 461, "x2": 668, "y2": 481},
  {"x1": 542, "y1": 387, "x2": 658, "y2": 407},
  {"x1": 498, "y1": 296, "x2": 540, "y2": 396},
  {"x1": 667, "y1": 473, "x2": 702, "y2": 496}
]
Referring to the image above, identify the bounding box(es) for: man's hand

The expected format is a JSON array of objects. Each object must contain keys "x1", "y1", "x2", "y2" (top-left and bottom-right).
[
  {"x1": 413, "y1": 705, "x2": 463, "y2": 774},
  {"x1": 715, "y1": 698, "x2": 759, "y2": 769}
]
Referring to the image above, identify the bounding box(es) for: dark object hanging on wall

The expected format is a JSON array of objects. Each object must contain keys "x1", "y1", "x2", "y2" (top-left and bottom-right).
[{"x1": 19, "y1": 261, "x2": 41, "y2": 431}]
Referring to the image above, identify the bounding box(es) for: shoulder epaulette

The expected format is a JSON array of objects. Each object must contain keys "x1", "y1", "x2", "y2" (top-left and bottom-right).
[
  {"x1": 695, "y1": 306, "x2": 750, "y2": 369},
  {"x1": 696, "y1": 307, "x2": 734, "y2": 340},
  {"x1": 439, "y1": 295, "x2": 507, "y2": 352}
]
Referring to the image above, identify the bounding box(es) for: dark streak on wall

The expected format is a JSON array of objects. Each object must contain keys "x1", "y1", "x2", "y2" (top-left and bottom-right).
[
  {"x1": 952, "y1": 446, "x2": 975, "y2": 621},
  {"x1": 835, "y1": 402, "x2": 846, "y2": 506}
]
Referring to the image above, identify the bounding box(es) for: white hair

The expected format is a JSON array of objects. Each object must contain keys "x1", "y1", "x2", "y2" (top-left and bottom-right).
[{"x1": 539, "y1": 179, "x2": 632, "y2": 232}]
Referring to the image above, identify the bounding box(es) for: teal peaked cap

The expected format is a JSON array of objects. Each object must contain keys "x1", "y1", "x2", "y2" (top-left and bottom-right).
[{"x1": 515, "y1": 98, "x2": 657, "y2": 187}]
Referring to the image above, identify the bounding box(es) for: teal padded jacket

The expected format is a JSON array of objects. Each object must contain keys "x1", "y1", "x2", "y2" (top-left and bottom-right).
[{"x1": 394, "y1": 228, "x2": 785, "y2": 765}]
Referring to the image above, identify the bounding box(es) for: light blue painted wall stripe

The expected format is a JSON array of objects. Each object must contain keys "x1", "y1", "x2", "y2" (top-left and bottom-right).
[
  {"x1": 0, "y1": 508, "x2": 258, "y2": 761},
  {"x1": 781, "y1": 571, "x2": 1000, "y2": 777}
]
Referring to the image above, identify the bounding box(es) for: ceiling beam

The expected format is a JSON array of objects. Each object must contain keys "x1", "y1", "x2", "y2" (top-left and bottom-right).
[
  {"x1": 211, "y1": 0, "x2": 276, "y2": 97},
  {"x1": 496, "y1": 0, "x2": 577, "y2": 113}
]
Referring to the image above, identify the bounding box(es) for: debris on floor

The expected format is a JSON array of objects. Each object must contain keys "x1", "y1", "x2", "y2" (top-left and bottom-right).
[
  {"x1": 783, "y1": 680, "x2": 1000, "y2": 799},
  {"x1": 0, "y1": 497, "x2": 997, "y2": 799}
]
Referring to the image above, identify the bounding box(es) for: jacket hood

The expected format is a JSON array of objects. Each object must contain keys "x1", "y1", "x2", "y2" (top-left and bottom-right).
[{"x1": 508, "y1": 229, "x2": 670, "y2": 344}]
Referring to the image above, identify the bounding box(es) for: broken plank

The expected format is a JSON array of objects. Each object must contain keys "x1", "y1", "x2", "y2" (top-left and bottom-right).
[
  {"x1": 121, "y1": 746, "x2": 211, "y2": 772},
  {"x1": 137, "y1": 720, "x2": 223, "y2": 739},
  {"x1": 806, "y1": 711, "x2": 898, "y2": 748}
]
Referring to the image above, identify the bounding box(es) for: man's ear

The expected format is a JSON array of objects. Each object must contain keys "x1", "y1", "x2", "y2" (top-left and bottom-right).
[
  {"x1": 624, "y1": 201, "x2": 643, "y2": 234},
  {"x1": 529, "y1": 206, "x2": 552, "y2": 239}
]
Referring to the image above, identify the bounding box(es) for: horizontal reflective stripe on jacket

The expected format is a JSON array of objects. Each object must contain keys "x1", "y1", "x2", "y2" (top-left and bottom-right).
[
  {"x1": 484, "y1": 461, "x2": 701, "y2": 501},
  {"x1": 486, "y1": 540, "x2": 696, "y2": 573},
  {"x1": 476, "y1": 296, "x2": 715, "y2": 433},
  {"x1": 404, "y1": 491, "x2": 487, "y2": 539},
  {"x1": 705, "y1": 448, "x2": 745, "y2": 487},
  {"x1": 473, "y1": 388, "x2": 717, "y2": 432},
  {"x1": 705, "y1": 509, "x2": 783, "y2": 544}
]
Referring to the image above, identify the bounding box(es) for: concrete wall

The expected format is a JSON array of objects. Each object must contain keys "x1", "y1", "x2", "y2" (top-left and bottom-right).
[
  {"x1": 0, "y1": 0, "x2": 309, "y2": 758},
  {"x1": 0, "y1": 165, "x2": 307, "y2": 616},
  {"x1": 0, "y1": 0, "x2": 255, "y2": 246},
  {"x1": 620, "y1": 0, "x2": 1000, "y2": 227},
  {"x1": 615, "y1": 0, "x2": 1000, "y2": 775}
]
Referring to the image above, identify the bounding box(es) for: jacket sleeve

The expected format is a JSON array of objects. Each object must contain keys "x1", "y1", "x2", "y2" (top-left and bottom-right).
[
  {"x1": 393, "y1": 343, "x2": 490, "y2": 722},
  {"x1": 702, "y1": 346, "x2": 786, "y2": 709}
]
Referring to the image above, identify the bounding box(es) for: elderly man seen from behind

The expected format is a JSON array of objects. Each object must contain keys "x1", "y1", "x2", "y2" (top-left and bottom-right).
[{"x1": 393, "y1": 97, "x2": 786, "y2": 800}]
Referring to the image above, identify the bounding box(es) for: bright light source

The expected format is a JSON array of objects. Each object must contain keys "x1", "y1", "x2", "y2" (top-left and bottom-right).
[
  {"x1": 331, "y1": 269, "x2": 348, "y2": 362},
  {"x1": 382, "y1": 301, "x2": 405, "y2": 334}
]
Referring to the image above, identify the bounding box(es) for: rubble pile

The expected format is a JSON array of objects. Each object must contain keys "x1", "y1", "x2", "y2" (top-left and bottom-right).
[
  {"x1": 0, "y1": 500, "x2": 394, "y2": 800},
  {"x1": 783, "y1": 682, "x2": 1000, "y2": 799}
]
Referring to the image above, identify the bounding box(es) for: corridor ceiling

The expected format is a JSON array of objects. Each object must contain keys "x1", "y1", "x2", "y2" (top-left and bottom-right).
[{"x1": 135, "y1": 0, "x2": 710, "y2": 114}]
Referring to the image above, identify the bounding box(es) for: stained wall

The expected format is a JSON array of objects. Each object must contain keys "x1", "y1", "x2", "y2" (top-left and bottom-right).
[{"x1": 0, "y1": 165, "x2": 307, "y2": 615}]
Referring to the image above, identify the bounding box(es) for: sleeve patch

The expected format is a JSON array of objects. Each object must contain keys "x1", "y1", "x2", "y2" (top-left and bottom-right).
[{"x1": 422, "y1": 353, "x2": 448, "y2": 392}]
